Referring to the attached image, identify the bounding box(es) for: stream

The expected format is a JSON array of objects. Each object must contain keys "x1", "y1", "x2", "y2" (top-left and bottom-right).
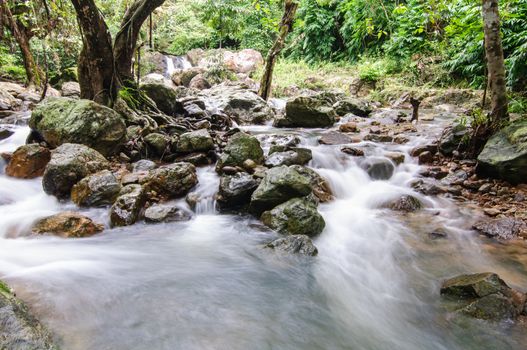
[{"x1": 1, "y1": 111, "x2": 527, "y2": 350}]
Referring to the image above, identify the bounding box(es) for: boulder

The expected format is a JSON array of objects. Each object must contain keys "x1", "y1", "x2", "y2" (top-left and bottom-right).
[
  {"x1": 217, "y1": 173, "x2": 259, "y2": 209},
  {"x1": 250, "y1": 166, "x2": 312, "y2": 215},
  {"x1": 0, "y1": 87, "x2": 18, "y2": 111},
  {"x1": 266, "y1": 235, "x2": 318, "y2": 256},
  {"x1": 188, "y1": 74, "x2": 211, "y2": 90},
  {"x1": 144, "y1": 133, "x2": 169, "y2": 155},
  {"x1": 144, "y1": 204, "x2": 192, "y2": 223},
  {"x1": 29, "y1": 97, "x2": 126, "y2": 156},
  {"x1": 216, "y1": 132, "x2": 264, "y2": 171},
  {"x1": 176, "y1": 129, "x2": 214, "y2": 153},
  {"x1": 140, "y1": 83, "x2": 183, "y2": 116},
  {"x1": 473, "y1": 217, "x2": 527, "y2": 240},
  {"x1": 382, "y1": 195, "x2": 422, "y2": 212},
  {"x1": 290, "y1": 165, "x2": 333, "y2": 203},
  {"x1": 277, "y1": 93, "x2": 338, "y2": 128},
  {"x1": 333, "y1": 98, "x2": 372, "y2": 117},
  {"x1": 32, "y1": 212, "x2": 104, "y2": 238},
  {"x1": 144, "y1": 163, "x2": 198, "y2": 199},
  {"x1": 441, "y1": 272, "x2": 510, "y2": 299},
  {"x1": 224, "y1": 49, "x2": 264, "y2": 74},
  {"x1": 261, "y1": 198, "x2": 325, "y2": 237},
  {"x1": 61, "y1": 81, "x2": 81, "y2": 98},
  {"x1": 42, "y1": 143, "x2": 109, "y2": 199},
  {"x1": 439, "y1": 123, "x2": 469, "y2": 156},
  {"x1": 477, "y1": 118, "x2": 527, "y2": 184},
  {"x1": 362, "y1": 157, "x2": 395, "y2": 180},
  {"x1": 265, "y1": 148, "x2": 312, "y2": 167},
  {"x1": 0, "y1": 280, "x2": 58, "y2": 350},
  {"x1": 5, "y1": 144, "x2": 50, "y2": 179},
  {"x1": 385, "y1": 152, "x2": 405, "y2": 165},
  {"x1": 132, "y1": 159, "x2": 157, "y2": 172},
  {"x1": 110, "y1": 184, "x2": 146, "y2": 227},
  {"x1": 0, "y1": 126, "x2": 14, "y2": 140},
  {"x1": 318, "y1": 132, "x2": 352, "y2": 145},
  {"x1": 172, "y1": 67, "x2": 205, "y2": 87},
  {"x1": 71, "y1": 170, "x2": 121, "y2": 207}
]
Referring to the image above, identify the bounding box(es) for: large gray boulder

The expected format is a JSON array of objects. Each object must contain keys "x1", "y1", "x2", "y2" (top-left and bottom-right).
[
  {"x1": 333, "y1": 97, "x2": 372, "y2": 117},
  {"x1": 42, "y1": 143, "x2": 109, "y2": 199},
  {"x1": 477, "y1": 118, "x2": 527, "y2": 184},
  {"x1": 217, "y1": 173, "x2": 259, "y2": 209},
  {"x1": 71, "y1": 170, "x2": 122, "y2": 207},
  {"x1": 177, "y1": 129, "x2": 214, "y2": 153},
  {"x1": 143, "y1": 163, "x2": 198, "y2": 199},
  {"x1": 110, "y1": 184, "x2": 146, "y2": 227},
  {"x1": 250, "y1": 166, "x2": 312, "y2": 215},
  {"x1": 140, "y1": 83, "x2": 183, "y2": 116},
  {"x1": 29, "y1": 97, "x2": 126, "y2": 156},
  {"x1": 216, "y1": 132, "x2": 264, "y2": 171},
  {"x1": 276, "y1": 92, "x2": 340, "y2": 128}
]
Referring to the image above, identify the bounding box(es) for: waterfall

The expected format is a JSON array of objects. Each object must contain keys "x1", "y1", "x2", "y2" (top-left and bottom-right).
[{"x1": 165, "y1": 55, "x2": 193, "y2": 77}]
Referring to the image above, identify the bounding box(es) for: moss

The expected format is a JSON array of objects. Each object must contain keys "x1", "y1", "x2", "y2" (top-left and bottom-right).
[{"x1": 0, "y1": 279, "x2": 12, "y2": 298}]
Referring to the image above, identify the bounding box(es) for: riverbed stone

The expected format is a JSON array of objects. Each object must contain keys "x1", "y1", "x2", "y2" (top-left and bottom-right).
[
  {"x1": 110, "y1": 184, "x2": 146, "y2": 227},
  {"x1": 32, "y1": 212, "x2": 104, "y2": 238},
  {"x1": 439, "y1": 123, "x2": 469, "y2": 156},
  {"x1": 29, "y1": 97, "x2": 126, "y2": 156},
  {"x1": 265, "y1": 148, "x2": 312, "y2": 167},
  {"x1": 42, "y1": 143, "x2": 109, "y2": 199},
  {"x1": 277, "y1": 93, "x2": 338, "y2": 128},
  {"x1": 216, "y1": 132, "x2": 264, "y2": 171},
  {"x1": 143, "y1": 162, "x2": 198, "y2": 199},
  {"x1": 140, "y1": 83, "x2": 183, "y2": 116},
  {"x1": 144, "y1": 133, "x2": 169, "y2": 155},
  {"x1": 71, "y1": 170, "x2": 121, "y2": 207},
  {"x1": 217, "y1": 172, "x2": 259, "y2": 209},
  {"x1": 333, "y1": 97, "x2": 372, "y2": 117},
  {"x1": 473, "y1": 217, "x2": 527, "y2": 240},
  {"x1": 477, "y1": 118, "x2": 527, "y2": 184},
  {"x1": 0, "y1": 127, "x2": 14, "y2": 141},
  {"x1": 441, "y1": 273, "x2": 509, "y2": 299},
  {"x1": 261, "y1": 197, "x2": 325, "y2": 237},
  {"x1": 362, "y1": 157, "x2": 395, "y2": 180},
  {"x1": 290, "y1": 165, "x2": 333, "y2": 203},
  {"x1": 5, "y1": 144, "x2": 50, "y2": 179},
  {"x1": 382, "y1": 195, "x2": 423, "y2": 212},
  {"x1": 177, "y1": 129, "x2": 214, "y2": 153},
  {"x1": 318, "y1": 131, "x2": 352, "y2": 145},
  {"x1": 250, "y1": 166, "x2": 312, "y2": 215},
  {"x1": 266, "y1": 235, "x2": 318, "y2": 256},
  {"x1": 144, "y1": 204, "x2": 192, "y2": 223},
  {"x1": 132, "y1": 159, "x2": 157, "y2": 172}
]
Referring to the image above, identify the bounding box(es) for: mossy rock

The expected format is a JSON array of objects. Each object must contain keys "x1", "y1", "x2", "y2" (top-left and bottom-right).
[{"x1": 216, "y1": 132, "x2": 264, "y2": 171}]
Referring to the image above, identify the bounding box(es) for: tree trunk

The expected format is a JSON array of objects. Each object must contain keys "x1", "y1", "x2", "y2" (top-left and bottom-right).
[
  {"x1": 482, "y1": 0, "x2": 508, "y2": 125},
  {"x1": 259, "y1": 0, "x2": 298, "y2": 101}
]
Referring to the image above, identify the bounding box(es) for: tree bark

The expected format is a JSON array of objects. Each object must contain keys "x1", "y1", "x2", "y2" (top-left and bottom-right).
[
  {"x1": 482, "y1": 0, "x2": 508, "y2": 125},
  {"x1": 259, "y1": 0, "x2": 298, "y2": 101}
]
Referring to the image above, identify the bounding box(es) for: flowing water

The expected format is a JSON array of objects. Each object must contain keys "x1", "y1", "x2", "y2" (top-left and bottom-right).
[
  {"x1": 165, "y1": 56, "x2": 193, "y2": 77},
  {"x1": 1, "y1": 113, "x2": 527, "y2": 350}
]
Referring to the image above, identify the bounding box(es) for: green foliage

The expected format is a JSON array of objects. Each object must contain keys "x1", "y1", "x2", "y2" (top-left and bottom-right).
[{"x1": 0, "y1": 45, "x2": 26, "y2": 81}]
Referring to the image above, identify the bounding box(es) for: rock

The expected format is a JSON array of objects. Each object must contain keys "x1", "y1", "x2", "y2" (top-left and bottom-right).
[
  {"x1": 333, "y1": 98, "x2": 372, "y2": 117},
  {"x1": 439, "y1": 123, "x2": 469, "y2": 156},
  {"x1": 341, "y1": 147, "x2": 365, "y2": 157},
  {"x1": 339, "y1": 122, "x2": 359, "y2": 133},
  {"x1": 177, "y1": 129, "x2": 214, "y2": 153},
  {"x1": 32, "y1": 212, "x2": 103, "y2": 238},
  {"x1": 277, "y1": 93, "x2": 337, "y2": 128},
  {"x1": 250, "y1": 166, "x2": 312, "y2": 215},
  {"x1": 385, "y1": 152, "x2": 405, "y2": 165},
  {"x1": 363, "y1": 157, "x2": 395, "y2": 180},
  {"x1": 0, "y1": 280, "x2": 58, "y2": 350},
  {"x1": 418, "y1": 151, "x2": 434, "y2": 164},
  {"x1": 61, "y1": 81, "x2": 81, "y2": 98},
  {"x1": 144, "y1": 163, "x2": 198, "y2": 199},
  {"x1": 224, "y1": 49, "x2": 264, "y2": 74},
  {"x1": 290, "y1": 165, "x2": 333, "y2": 203},
  {"x1": 410, "y1": 144, "x2": 437, "y2": 157},
  {"x1": 140, "y1": 73, "x2": 173, "y2": 86},
  {"x1": 266, "y1": 235, "x2": 318, "y2": 256},
  {"x1": 110, "y1": 184, "x2": 146, "y2": 227},
  {"x1": 172, "y1": 67, "x2": 204, "y2": 87},
  {"x1": 265, "y1": 148, "x2": 312, "y2": 167},
  {"x1": 132, "y1": 159, "x2": 157, "y2": 172},
  {"x1": 217, "y1": 173, "x2": 259, "y2": 209},
  {"x1": 0, "y1": 126, "x2": 14, "y2": 140},
  {"x1": 261, "y1": 198, "x2": 325, "y2": 237},
  {"x1": 318, "y1": 132, "x2": 352, "y2": 145},
  {"x1": 216, "y1": 132, "x2": 264, "y2": 171},
  {"x1": 5, "y1": 144, "x2": 50, "y2": 179},
  {"x1": 144, "y1": 204, "x2": 192, "y2": 223},
  {"x1": 188, "y1": 74, "x2": 211, "y2": 90},
  {"x1": 441, "y1": 170, "x2": 468, "y2": 186},
  {"x1": 363, "y1": 134, "x2": 393, "y2": 143},
  {"x1": 140, "y1": 83, "x2": 183, "y2": 116},
  {"x1": 42, "y1": 144, "x2": 109, "y2": 199},
  {"x1": 382, "y1": 195, "x2": 423, "y2": 212},
  {"x1": 473, "y1": 217, "x2": 527, "y2": 240},
  {"x1": 441, "y1": 272, "x2": 509, "y2": 299},
  {"x1": 462, "y1": 293, "x2": 520, "y2": 320},
  {"x1": 173, "y1": 152, "x2": 212, "y2": 166},
  {"x1": 71, "y1": 170, "x2": 121, "y2": 207},
  {"x1": 144, "y1": 133, "x2": 169, "y2": 155},
  {"x1": 477, "y1": 118, "x2": 527, "y2": 184},
  {"x1": 0, "y1": 87, "x2": 18, "y2": 111}
]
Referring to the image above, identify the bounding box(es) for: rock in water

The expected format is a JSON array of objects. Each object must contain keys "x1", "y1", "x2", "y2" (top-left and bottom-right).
[
  {"x1": 0, "y1": 280, "x2": 58, "y2": 350},
  {"x1": 5, "y1": 144, "x2": 50, "y2": 179},
  {"x1": 250, "y1": 166, "x2": 312, "y2": 215},
  {"x1": 32, "y1": 212, "x2": 104, "y2": 238},
  {"x1": 144, "y1": 204, "x2": 192, "y2": 223},
  {"x1": 144, "y1": 163, "x2": 198, "y2": 199},
  {"x1": 266, "y1": 235, "x2": 318, "y2": 256},
  {"x1": 71, "y1": 170, "x2": 122, "y2": 207},
  {"x1": 333, "y1": 98, "x2": 372, "y2": 117},
  {"x1": 277, "y1": 93, "x2": 337, "y2": 128},
  {"x1": 140, "y1": 83, "x2": 183, "y2": 116},
  {"x1": 42, "y1": 143, "x2": 109, "y2": 199},
  {"x1": 441, "y1": 273, "x2": 509, "y2": 298},
  {"x1": 477, "y1": 118, "x2": 527, "y2": 184},
  {"x1": 216, "y1": 132, "x2": 264, "y2": 171},
  {"x1": 217, "y1": 173, "x2": 259, "y2": 209},
  {"x1": 29, "y1": 97, "x2": 126, "y2": 156},
  {"x1": 110, "y1": 184, "x2": 146, "y2": 227},
  {"x1": 261, "y1": 198, "x2": 325, "y2": 237},
  {"x1": 382, "y1": 195, "x2": 423, "y2": 212},
  {"x1": 290, "y1": 165, "x2": 333, "y2": 203},
  {"x1": 473, "y1": 217, "x2": 527, "y2": 240},
  {"x1": 362, "y1": 157, "x2": 395, "y2": 180},
  {"x1": 265, "y1": 148, "x2": 312, "y2": 168},
  {"x1": 177, "y1": 129, "x2": 214, "y2": 153}
]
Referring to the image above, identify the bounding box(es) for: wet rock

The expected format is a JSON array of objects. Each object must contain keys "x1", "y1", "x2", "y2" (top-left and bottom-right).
[
  {"x1": 290, "y1": 165, "x2": 333, "y2": 203},
  {"x1": 250, "y1": 166, "x2": 312, "y2": 215},
  {"x1": 341, "y1": 147, "x2": 364, "y2": 157},
  {"x1": 266, "y1": 235, "x2": 318, "y2": 256},
  {"x1": 61, "y1": 81, "x2": 81, "y2": 98},
  {"x1": 363, "y1": 157, "x2": 395, "y2": 180},
  {"x1": 144, "y1": 163, "x2": 198, "y2": 199},
  {"x1": 176, "y1": 129, "x2": 214, "y2": 153},
  {"x1": 188, "y1": 74, "x2": 211, "y2": 90},
  {"x1": 132, "y1": 159, "x2": 157, "y2": 172},
  {"x1": 144, "y1": 133, "x2": 169, "y2": 155},
  {"x1": 261, "y1": 198, "x2": 325, "y2": 237},
  {"x1": 32, "y1": 212, "x2": 103, "y2": 238},
  {"x1": 441, "y1": 170, "x2": 468, "y2": 186},
  {"x1": 5, "y1": 144, "x2": 50, "y2": 179},
  {"x1": 173, "y1": 152, "x2": 212, "y2": 166},
  {"x1": 412, "y1": 179, "x2": 447, "y2": 195},
  {"x1": 441, "y1": 272, "x2": 509, "y2": 299},
  {"x1": 363, "y1": 134, "x2": 393, "y2": 143},
  {"x1": 140, "y1": 83, "x2": 183, "y2": 116},
  {"x1": 172, "y1": 67, "x2": 205, "y2": 86},
  {"x1": 385, "y1": 152, "x2": 405, "y2": 165},
  {"x1": 383, "y1": 195, "x2": 423, "y2": 212},
  {"x1": 394, "y1": 135, "x2": 410, "y2": 144},
  {"x1": 110, "y1": 184, "x2": 146, "y2": 227},
  {"x1": 477, "y1": 118, "x2": 527, "y2": 184},
  {"x1": 42, "y1": 143, "x2": 109, "y2": 199},
  {"x1": 0, "y1": 126, "x2": 14, "y2": 140},
  {"x1": 462, "y1": 293, "x2": 520, "y2": 320},
  {"x1": 410, "y1": 144, "x2": 437, "y2": 157},
  {"x1": 318, "y1": 132, "x2": 352, "y2": 145},
  {"x1": 144, "y1": 204, "x2": 192, "y2": 223},
  {"x1": 29, "y1": 97, "x2": 126, "y2": 156},
  {"x1": 217, "y1": 172, "x2": 259, "y2": 209},
  {"x1": 265, "y1": 148, "x2": 312, "y2": 167},
  {"x1": 216, "y1": 132, "x2": 264, "y2": 171},
  {"x1": 418, "y1": 151, "x2": 434, "y2": 164},
  {"x1": 339, "y1": 122, "x2": 359, "y2": 133},
  {"x1": 0, "y1": 280, "x2": 58, "y2": 350},
  {"x1": 71, "y1": 170, "x2": 121, "y2": 207},
  {"x1": 333, "y1": 98, "x2": 372, "y2": 117},
  {"x1": 276, "y1": 93, "x2": 338, "y2": 128},
  {"x1": 439, "y1": 123, "x2": 469, "y2": 156},
  {"x1": 473, "y1": 217, "x2": 527, "y2": 240}
]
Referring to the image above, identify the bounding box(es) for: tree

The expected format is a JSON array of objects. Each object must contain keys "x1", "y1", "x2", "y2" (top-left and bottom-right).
[
  {"x1": 69, "y1": 0, "x2": 165, "y2": 106},
  {"x1": 259, "y1": 0, "x2": 298, "y2": 100},
  {"x1": 482, "y1": 0, "x2": 508, "y2": 126}
]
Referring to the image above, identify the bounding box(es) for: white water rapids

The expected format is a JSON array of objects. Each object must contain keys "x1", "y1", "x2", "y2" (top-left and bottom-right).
[{"x1": 1, "y1": 114, "x2": 526, "y2": 349}]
